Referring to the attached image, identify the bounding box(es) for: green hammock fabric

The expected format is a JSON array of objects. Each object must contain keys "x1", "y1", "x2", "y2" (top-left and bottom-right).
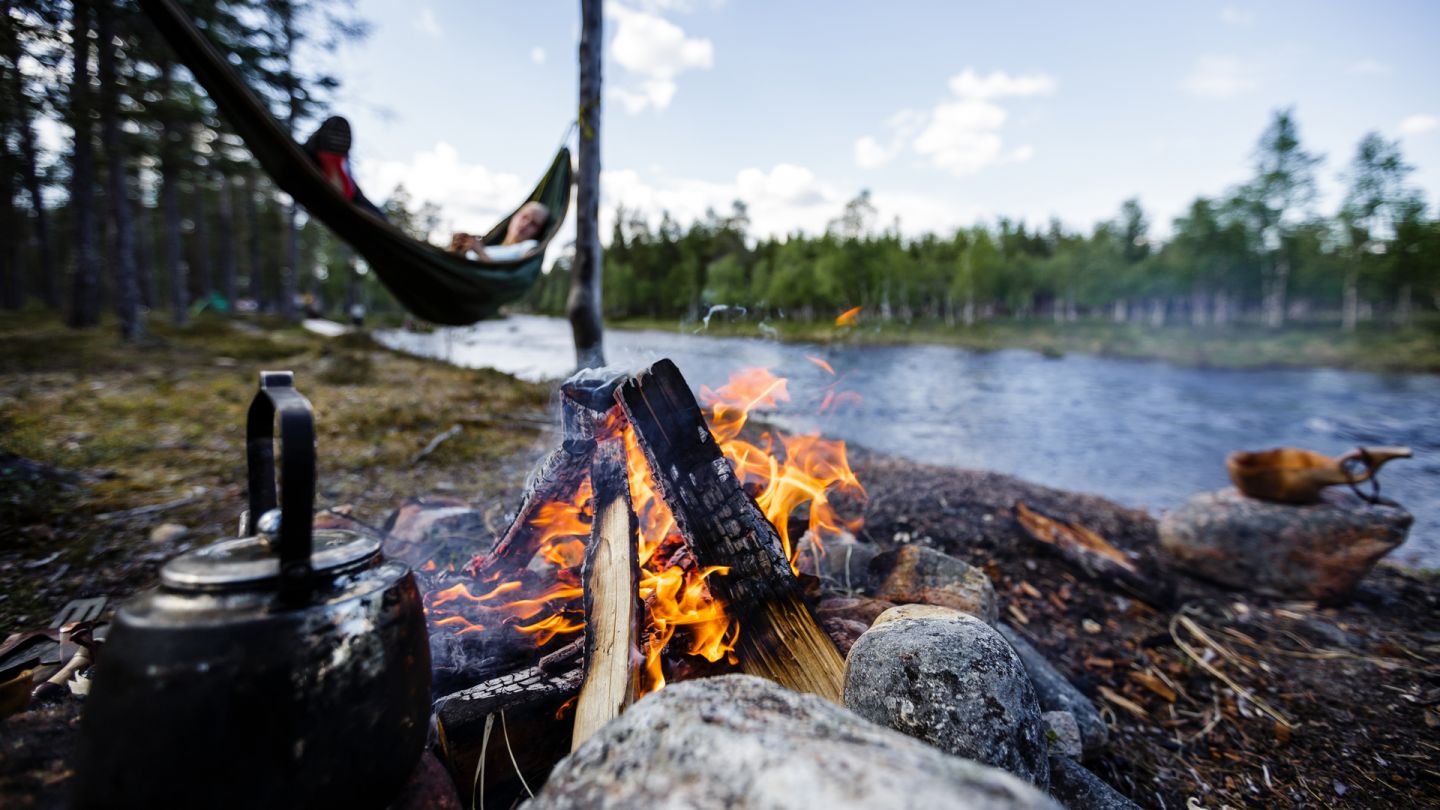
[{"x1": 139, "y1": 0, "x2": 573, "y2": 325}]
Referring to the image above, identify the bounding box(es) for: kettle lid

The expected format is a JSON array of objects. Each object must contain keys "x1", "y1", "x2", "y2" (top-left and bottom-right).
[{"x1": 160, "y1": 529, "x2": 381, "y2": 593}]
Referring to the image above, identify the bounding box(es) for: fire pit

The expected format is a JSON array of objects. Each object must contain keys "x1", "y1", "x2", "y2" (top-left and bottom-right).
[{"x1": 413, "y1": 359, "x2": 867, "y2": 802}]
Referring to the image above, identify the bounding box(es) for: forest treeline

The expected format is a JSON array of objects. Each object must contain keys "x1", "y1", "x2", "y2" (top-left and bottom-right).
[
  {"x1": 0, "y1": 0, "x2": 386, "y2": 337},
  {"x1": 528, "y1": 110, "x2": 1440, "y2": 332},
  {"x1": 3, "y1": 2, "x2": 1438, "y2": 340}
]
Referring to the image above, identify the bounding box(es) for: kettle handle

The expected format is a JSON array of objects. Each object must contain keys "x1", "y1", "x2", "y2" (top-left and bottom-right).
[{"x1": 244, "y1": 371, "x2": 316, "y2": 601}]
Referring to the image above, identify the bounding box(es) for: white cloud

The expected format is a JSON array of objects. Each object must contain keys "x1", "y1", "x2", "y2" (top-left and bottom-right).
[
  {"x1": 856, "y1": 69, "x2": 1053, "y2": 176},
  {"x1": 606, "y1": 1, "x2": 714, "y2": 113},
  {"x1": 1219, "y1": 6, "x2": 1255, "y2": 26},
  {"x1": 1399, "y1": 114, "x2": 1439, "y2": 138},
  {"x1": 946, "y1": 68, "x2": 1056, "y2": 100},
  {"x1": 355, "y1": 142, "x2": 529, "y2": 238},
  {"x1": 853, "y1": 136, "x2": 894, "y2": 170},
  {"x1": 530, "y1": 47, "x2": 547, "y2": 65},
  {"x1": 1182, "y1": 54, "x2": 1257, "y2": 98},
  {"x1": 413, "y1": 8, "x2": 442, "y2": 38},
  {"x1": 1347, "y1": 59, "x2": 1390, "y2": 76}
]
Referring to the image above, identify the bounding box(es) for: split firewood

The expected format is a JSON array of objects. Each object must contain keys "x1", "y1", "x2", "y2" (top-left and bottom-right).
[
  {"x1": 1013, "y1": 501, "x2": 1175, "y2": 608},
  {"x1": 570, "y1": 436, "x2": 642, "y2": 750},
  {"x1": 466, "y1": 383, "x2": 609, "y2": 581},
  {"x1": 617, "y1": 359, "x2": 845, "y2": 701}
]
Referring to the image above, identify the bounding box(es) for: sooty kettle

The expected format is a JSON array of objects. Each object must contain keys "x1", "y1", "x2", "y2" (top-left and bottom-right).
[{"x1": 75, "y1": 371, "x2": 431, "y2": 809}]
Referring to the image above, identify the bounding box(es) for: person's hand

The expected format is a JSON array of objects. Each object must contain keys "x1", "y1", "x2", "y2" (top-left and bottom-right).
[{"x1": 448, "y1": 232, "x2": 475, "y2": 254}]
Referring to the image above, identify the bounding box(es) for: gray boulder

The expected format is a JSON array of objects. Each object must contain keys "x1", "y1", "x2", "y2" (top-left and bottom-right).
[
  {"x1": 997, "y1": 623, "x2": 1108, "y2": 760},
  {"x1": 1048, "y1": 757, "x2": 1141, "y2": 809},
  {"x1": 525, "y1": 673, "x2": 1058, "y2": 810},
  {"x1": 1159, "y1": 487, "x2": 1411, "y2": 602},
  {"x1": 844, "y1": 605, "x2": 1050, "y2": 788},
  {"x1": 868, "y1": 545, "x2": 998, "y2": 624},
  {"x1": 1041, "y1": 711, "x2": 1082, "y2": 760}
]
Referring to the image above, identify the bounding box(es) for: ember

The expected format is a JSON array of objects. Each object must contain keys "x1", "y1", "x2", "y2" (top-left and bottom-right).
[{"x1": 422, "y1": 364, "x2": 865, "y2": 696}]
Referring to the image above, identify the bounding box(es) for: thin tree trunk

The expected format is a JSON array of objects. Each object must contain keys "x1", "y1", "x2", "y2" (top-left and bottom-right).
[
  {"x1": 1342, "y1": 262, "x2": 1359, "y2": 333},
  {"x1": 246, "y1": 173, "x2": 264, "y2": 307},
  {"x1": 1396, "y1": 284, "x2": 1412, "y2": 328},
  {"x1": 279, "y1": 9, "x2": 299, "y2": 319},
  {"x1": 69, "y1": 0, "x2": 100, "y2": 327},
  {"x1": 97, "y1": 0, "x2": 141, "y2": 340},
  {"x1": 0, "y1": 122, "x2": 18, "y2": 310},
  {"x1": 217, "y1": 174, "x2": 237, "y2": 310},
  {"x1": 134, "y1": 186, "x2": 157, "y2": 309},
  {"x1": 567, "y1": 0, "x2": 605, "y2": 369},
  {"x1": 17, "y1": 119, "x2": 55, "y2": 308},
  {"x1": 1265, "y1": 252, "x2": 1289, "y2": 328},
  {"x1": 191, "y1": 179, "x2": 212, "y2": 303},
  {"x1": 158, "y1": 59, "x2": 187, "y2": 325}
]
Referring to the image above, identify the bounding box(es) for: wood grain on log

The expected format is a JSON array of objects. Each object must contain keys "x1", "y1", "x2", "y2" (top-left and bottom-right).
[
  {"x1": 1014, "y1": 501, "x2": 1175, "y2": 608},
  {"x1": 616, "y1": 359, "x2": 845, "y2": 700},
  {"x1": 570, "y1": 436, "x2": 641, "y2": 750}
]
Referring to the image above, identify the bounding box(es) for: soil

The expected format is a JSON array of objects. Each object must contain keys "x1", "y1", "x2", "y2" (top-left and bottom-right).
[{"x1": 2, "y1": 313, "x2": 1436, "y2": 808}]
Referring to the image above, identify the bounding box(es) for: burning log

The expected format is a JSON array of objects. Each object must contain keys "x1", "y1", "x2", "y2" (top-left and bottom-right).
[
  {"x1": 617, "y1": 359, "x2": 845, "y2": 701},
  {"x1": 466, "y1": 382, "x2": 610, "y2": 581},
  {"x1": 570, "y1": 436, "x2": 642, "y2": 749}
]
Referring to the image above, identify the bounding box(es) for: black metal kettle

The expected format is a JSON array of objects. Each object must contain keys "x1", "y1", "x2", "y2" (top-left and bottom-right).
[{"x1": 75, "y1": 372, "x2": 431, "y2": 809}]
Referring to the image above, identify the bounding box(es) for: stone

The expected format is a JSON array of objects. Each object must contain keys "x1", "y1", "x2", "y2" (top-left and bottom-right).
[
  {"x1": 1048, "y1": 757, "x2": 1141, "y2": 809},
  {"x1": 997, "y1": 623, "x2": 1108, "y2": 760},
  {"x1": 148, "y1": 523, "x2": 189, "y2": 544},
  {"x1": 1159, "y1": 487, "x2": 1412, "y2": 602},
  {"x1": 867, "y1": 545, "x2": 998, "y2": 624},
  {"x1": 1042, "y1": 711, "x2": 1082, "y2": 759},
  {"x1": 815, "y1": 597, "x2": 898, "y2": 653},
  {"x1": 525, "y1": 674, "x2": 1059, "y2": 810},
  {"x1": 844, "y1": 605, "x2": 1050, "y2": 788},
  {"x1": 796, "y1": 530, "x2": 879, "y2": 593}
]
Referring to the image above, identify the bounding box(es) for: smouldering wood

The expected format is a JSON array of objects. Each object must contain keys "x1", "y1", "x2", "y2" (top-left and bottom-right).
[
  {"x1": 616, "y1": 359, "x2": 845, "y2": 701},
  {"x1": 570, "y1": 437, "x2": 642, "y2": 750}
]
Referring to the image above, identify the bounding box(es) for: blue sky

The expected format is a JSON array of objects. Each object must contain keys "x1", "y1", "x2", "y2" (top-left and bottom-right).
[{"x1": 327, "y1": 0, "x2": 1440, "y2": 242}]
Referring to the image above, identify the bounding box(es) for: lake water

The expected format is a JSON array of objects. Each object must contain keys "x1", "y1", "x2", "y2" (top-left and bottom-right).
[{"x1": 377, "y1": 315, "x2": 1440, "y2": 568}]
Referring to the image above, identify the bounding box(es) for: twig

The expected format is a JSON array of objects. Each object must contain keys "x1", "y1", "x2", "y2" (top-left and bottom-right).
[
  {"x1": 1170, "y1": 612, "x2": 1293, "y2": 729},
  {"x1": 96, "y1": 494, "x2": 199, "y2": 521},
  {"x1": 412, "y1": 424, "x2": 463, "y2": 466}
]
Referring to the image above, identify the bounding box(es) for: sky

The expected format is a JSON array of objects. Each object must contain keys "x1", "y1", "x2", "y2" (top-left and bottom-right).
[{"x1": 321, "y1": 0, "x2": 1440, "y2": 243}]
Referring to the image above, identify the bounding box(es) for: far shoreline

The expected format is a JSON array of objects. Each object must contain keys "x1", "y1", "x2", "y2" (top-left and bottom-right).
[{"x1": 599, "y1": 314, "x2": 1440, "y2": 375}]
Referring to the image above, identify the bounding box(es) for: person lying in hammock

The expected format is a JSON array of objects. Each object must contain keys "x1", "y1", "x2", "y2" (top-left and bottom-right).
[
  {"x1": 446, "y1": 202, "x2": 550, "y2": 262},
  {"x1": 304, "y1": 115, "x2": 548, "y2": 261}
]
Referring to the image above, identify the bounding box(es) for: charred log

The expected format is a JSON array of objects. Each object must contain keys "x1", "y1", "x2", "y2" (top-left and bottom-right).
[{"x1": 616, "y1": 359, "x2": 845, "y2": 700}]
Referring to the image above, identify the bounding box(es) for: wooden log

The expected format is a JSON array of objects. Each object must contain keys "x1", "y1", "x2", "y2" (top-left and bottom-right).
[
  {"x1": 434, "y1": 664, "x2": 580, "y2": 809},
  {"x1": 616, "y1": 359, "x2": 845, "y2": 701},
  {"x1": 1014, "y1": 501, "x2": 1175, "y2": 608},
  {"x1": 466, "y1": 383, "x2": 609, "y2": 580},
  {"x1": 570, "y1": 436, "x2": 642, "y2": 749}
]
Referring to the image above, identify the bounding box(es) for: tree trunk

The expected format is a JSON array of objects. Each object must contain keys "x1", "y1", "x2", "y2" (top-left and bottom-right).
[
  {"x1": 158, "y1": 59, "x2": 187, "y2": 325},
  {"x1": 0, "y1": 124, "x2": 17, "y2": 310},
  {"x1": 567, "y1": 0, "x2": 605, "y2": 369},
  {"x1": 1342, "y1": 262, "x2": 1359, "y2": 333},
  {"x1": 69, "y1": 0, "x2": 100, "y2": 328},
  {"x1": 279, "y1": 10, "x2": 299, "y2": 320},
  {"x1": 134, "y1": 187, "x2": 158, "y2": 310},
  {"x1": 97, "y1": 0, "x2": 142, "y2": 340},
  {"x1": 17, "y1": 119, "x2": 56, "y2": 309},
  {"x1": 1265, "y1": 252, "x2": 1289, "y2": 328},
  {"x1": 191, "y1": 179, "x2": 212, "y2": 303},
  {"x1": 218, "y1": 174, "x2": 237, "y2": 311},
  {"x1": 1396, "y1": 284, "x2": 1412, "y2": 328},
  {"x1": 246, "y1": 170, "x2": 263, "y2": 305}
]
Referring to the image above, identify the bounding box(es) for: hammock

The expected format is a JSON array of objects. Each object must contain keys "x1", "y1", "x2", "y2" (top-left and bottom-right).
[{"x1": 139, "y1": 0, "x2": 573, "y2": 325}]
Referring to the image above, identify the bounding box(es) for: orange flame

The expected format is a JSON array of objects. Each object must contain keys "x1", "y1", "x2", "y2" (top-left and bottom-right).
[
  {"x1": 835, "y1": 306, "x2": 862, "y2": 327},
  {"x1": 426, "y1": 365, "x2": 865, "y2": 698},
  {"x1": 805, "y1": 355, "x2": 835, "y2": 375}
]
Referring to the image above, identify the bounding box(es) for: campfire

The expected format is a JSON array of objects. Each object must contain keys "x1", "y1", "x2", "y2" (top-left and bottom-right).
[{"x1": 419, "y1": 359, "x2": 866, "y2": 799}]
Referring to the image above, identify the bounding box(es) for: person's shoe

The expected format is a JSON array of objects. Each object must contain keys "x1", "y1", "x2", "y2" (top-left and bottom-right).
[{"x1": 304, "y1": 116, "x2": 358, "y2": 200}]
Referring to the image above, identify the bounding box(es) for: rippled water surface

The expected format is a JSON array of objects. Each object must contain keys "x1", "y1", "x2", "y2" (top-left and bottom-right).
[{"x1": 377, "y1": 315, "x2": 1440, "y2": 567}]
